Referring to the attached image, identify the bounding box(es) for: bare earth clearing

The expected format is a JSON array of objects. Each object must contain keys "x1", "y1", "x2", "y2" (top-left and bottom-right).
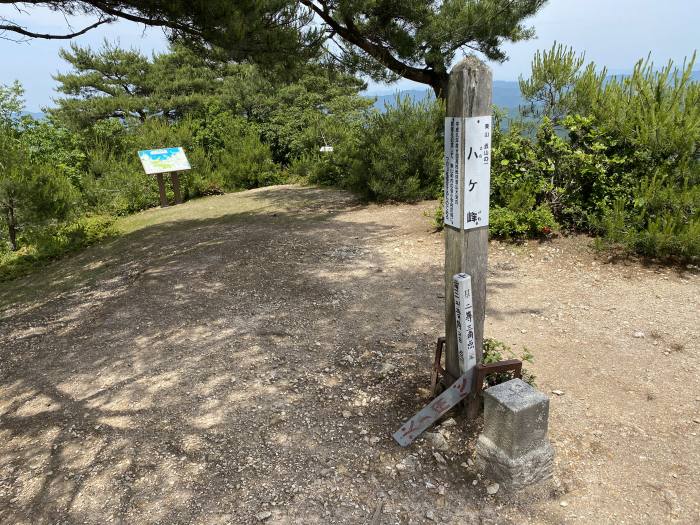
[{"x1": 1, "y1": 185, "x2": 698, "y2": 525}]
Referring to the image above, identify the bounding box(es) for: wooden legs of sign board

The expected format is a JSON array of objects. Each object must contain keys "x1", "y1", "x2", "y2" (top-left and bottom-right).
[
  {"x1": 392, "y1": 57, "x2": 554, "y2": 492},
  {"x1": 155, "y1": 172, "x2": 183, "y2": 208}
]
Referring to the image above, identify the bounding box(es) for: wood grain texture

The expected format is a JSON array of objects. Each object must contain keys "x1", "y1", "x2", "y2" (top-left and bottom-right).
[
  {"x1": 156, "y1": 173, "x2": 169, "y2": 208},
  {"x1": 171, "y1": 172, "x2": 183, "y2": 204},
  {"x1": 444, "y1": 57, "x2": 492, "y2": 393}
]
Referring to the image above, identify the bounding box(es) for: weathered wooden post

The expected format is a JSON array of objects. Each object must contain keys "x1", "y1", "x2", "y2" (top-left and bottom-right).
[
  {"x1": 170, "y1": 172, "x2": 183, "y2": 204},
  {"x1": 155, "y1": 173, "x2": 169, "y2": 208},
  {"x1": 444, "y1": 57, "x2": 492, "y2": 417}
]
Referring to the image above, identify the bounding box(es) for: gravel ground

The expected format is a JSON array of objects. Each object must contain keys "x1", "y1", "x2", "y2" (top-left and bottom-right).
[{"x1": 0, "y1": 185, "x2": 698, "y2": 524}]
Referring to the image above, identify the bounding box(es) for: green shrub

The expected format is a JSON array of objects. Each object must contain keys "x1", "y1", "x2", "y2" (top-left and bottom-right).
[
  {"x1": 347, "y1": 96, "x2": 443, "y2": 202},
  {"x1": 489, "y1": 204, "x2": 557, "y2": 240},
  {"x1": 0, "y1": 215, "x2": 116, "y2": 281},
  {"x1": 596, "y1": 168, "x2": 700, "y2": 260},
  {"x1": 482, "y1": 338, "x2": 536, "y2": 387},
  {"x1": 209, "y1": 120, "x2": 281, "y2": 190},
  {"x1": 287, "y1": 115, "x2": 366, "y2": 188},
  {"x1": 192, "y1": 110, "x2": 281, "y2": 190}
]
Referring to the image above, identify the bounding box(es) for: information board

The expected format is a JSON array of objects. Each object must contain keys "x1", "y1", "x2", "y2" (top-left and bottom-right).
[{"x1": 138, "y1": 147, "x2": 191, "y2": 174}]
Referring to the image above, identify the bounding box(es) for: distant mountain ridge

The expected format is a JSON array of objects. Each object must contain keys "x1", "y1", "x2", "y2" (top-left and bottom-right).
[
  {"x1": 18, "y1": 111, "x2": 46, "y2": 120},
  {"x1": 20, "y1": 71, "x2": 700, "y2": 115},
  {"x1": 366, "y1": 71, "x2": 700, "y2": 112},
  {"x1": 365, "y1": 81, "x2": 525, "y2": 112}
]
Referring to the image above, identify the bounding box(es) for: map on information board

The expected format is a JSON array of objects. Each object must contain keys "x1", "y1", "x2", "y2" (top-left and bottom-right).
[{"x1": 138, "y1": 147, "x2": 191, "y2": 174}]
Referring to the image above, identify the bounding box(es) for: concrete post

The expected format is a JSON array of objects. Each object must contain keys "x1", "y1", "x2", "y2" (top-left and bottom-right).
[{"x1": 476, "y1": 378, "x2": 555, "y2": 489}]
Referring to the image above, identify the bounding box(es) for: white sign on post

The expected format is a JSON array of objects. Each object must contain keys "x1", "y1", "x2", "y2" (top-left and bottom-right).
[
  {"x1": 443, "y1": 117, "x2": 461, "y2": 228},
  {"x1": 453, "y1": 273, "x2": 477, "y2": 385},
  {"x1": 463, "y1": 116, "x2": 492, "y2": 229}
]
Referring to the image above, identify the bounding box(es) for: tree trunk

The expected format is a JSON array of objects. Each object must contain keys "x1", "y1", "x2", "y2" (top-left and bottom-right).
[
  {"x1": 431, "y1": 74, "x2": 450, "y2": 101},
  {"x1": 6, "y1": 204, "x2": 18, "y2": 251}
]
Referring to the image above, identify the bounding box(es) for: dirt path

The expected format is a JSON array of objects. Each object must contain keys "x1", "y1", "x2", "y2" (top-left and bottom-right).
[{"x1": 1, "y1": 185, "x2": 698, "y2": 524}]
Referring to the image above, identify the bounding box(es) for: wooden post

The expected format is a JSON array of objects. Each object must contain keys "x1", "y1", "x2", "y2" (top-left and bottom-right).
[
  {"x1": 156, "y1": 173, "x2": 169, "y2": 208},
  {"x1": 170, "y1": 171, "x2": 183, "y2": 204},
  {"x1": 444, "y1": 57, "x2": 492, "y2": 417}
]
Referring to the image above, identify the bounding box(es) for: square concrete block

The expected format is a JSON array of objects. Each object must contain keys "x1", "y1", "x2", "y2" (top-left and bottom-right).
[
  {"x1": 476, "y1": 378, "x2": 555, "y2": 489},
  {"x1": 482, "y1": 378, "x2": 550, "y2": 457}
]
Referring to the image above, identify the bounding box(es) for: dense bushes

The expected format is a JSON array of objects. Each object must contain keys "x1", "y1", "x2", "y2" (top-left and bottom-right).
[
  {"x1": 2, "y1": 41, "x2": 698, "y2": 280},
  {"x1": 346, "y1": 96, "x2": 444, "y2": 202},
  {"x1": 0, "y1": 215, "x2": 115, "y2": 281},
  {"x1": 487, "y1": 49, "x2": 699, "y2": 259}
]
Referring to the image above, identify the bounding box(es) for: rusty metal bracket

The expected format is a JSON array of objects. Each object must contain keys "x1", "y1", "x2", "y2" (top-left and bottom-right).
[
  {"x1": 471, "y1": 359, "x2": 522, "y2": 397},
  {"x1": 431, "y1": 336, "x2": 522, "y2": 400}
]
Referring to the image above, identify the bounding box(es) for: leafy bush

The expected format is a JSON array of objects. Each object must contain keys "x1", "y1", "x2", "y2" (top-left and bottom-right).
[
  {"x1": 596, "y1": 168, "x2": 700, "y2": 259},
  {"x1": 195, "y1": 112, "x2": 281, "y2": 190},
  {"x1": 347, "y1": 96, "x2": 444, "y2": 202},
  {"x1": 0, "y1": 215, "x2": 116, "y2": 281},
  {"x1": 489, "y1": 204, "x2": 557, "y2": 240},
  {"x1": 482, "y1": 338, "x2": 536, "y2": 387}
]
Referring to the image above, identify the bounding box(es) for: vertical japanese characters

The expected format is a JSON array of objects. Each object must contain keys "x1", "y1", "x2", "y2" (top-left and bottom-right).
[
  {"x1": 463, "y1": 116, "x2": 492, "y2": 229},
  {"x1": 443, "y1": 117, "x2": 461, "y2": 228},
  {"x1": 443, "y1": 116, "x2": 491, "y2": 230},
  {"x1": 453, "y1": 273, "x2": 477, "y2": 388}
]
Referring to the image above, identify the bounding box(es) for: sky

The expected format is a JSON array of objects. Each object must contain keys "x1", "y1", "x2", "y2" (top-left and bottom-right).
[{"x1": 1, "y1": 0, "x2": 698, "y2": 110}]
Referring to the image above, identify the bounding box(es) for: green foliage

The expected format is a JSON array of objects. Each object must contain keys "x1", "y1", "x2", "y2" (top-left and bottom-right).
[
  {"x1": 427, "y1": 194, "x2": 445, "y2": 231},
  {"x1": 482, "y1": 338, "x2": 536, "y2": 387},
  {"x1": 347, "y1": 96, "x2": 444, "y2": 202},
  {"x1": 0, "y1": 215, "x2": 115, "y2": 282},
  {"x1": 11, "y1": 0, "x2": 548, "y2": 97},
  {"x1": 519, "y1": 42, "x2": 587, "y2": 122},
  {"x1": 196, "y1": 112, "x2": 281, "y2": 190},
  {"x1": 588, "y1": 54, "x2": 700, "y2": 167},
  {"x1": 251, "y1": 67, "x2": 371, "y2": 166},
  {"x1": 52, "y1": 42, "x2": 238, "y2": 128},
  {"x1": 0, "y1": 81, "x2": 24, "y2": 124},
  {"x1": 20, "y1": 117, "x2": 87, "y2": 188},
  {"x1": 489, "y1": 204, "x2": 557, "y2": 240},
  {"x1": 286, "y1": 88, "x2": 372, "y2": 187},
  {"x1": 488, "y1": 116, "x2": 559, "y2": 239},
  {"x1": 0, "y1": 87, "x2": 79, "y2": 252},
  {"x1": 494, "y1": 51, "x2": 699, "y2": 259},
  {"x1": 596, "y1": 168, "x2": 700, "y2": 259},
  {"x1": 50, "y1": 44, "x2": 369, "y2": 214}
]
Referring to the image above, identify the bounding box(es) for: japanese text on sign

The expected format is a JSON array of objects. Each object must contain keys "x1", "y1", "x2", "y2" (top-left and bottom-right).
[
  {"x1": 443, "y1": 117, "x2": 461, "y2": 228},
  {"x1": 463, "y1": 116, "x2": 492, "y2": 230},
  {"x1": 453, "y1": 273, "x2": 477, "y2": 389},
  {"x1": 393, "y1": 371, "x2": 473, "y2": 447}
]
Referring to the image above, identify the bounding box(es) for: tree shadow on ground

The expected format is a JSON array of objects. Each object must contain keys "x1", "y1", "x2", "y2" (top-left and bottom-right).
[{"x1": 0, "y1": 186, "x2": 530, "y2": 524}]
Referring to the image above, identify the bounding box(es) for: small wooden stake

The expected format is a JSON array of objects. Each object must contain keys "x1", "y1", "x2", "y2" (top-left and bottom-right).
[
  {"x1": 444, "y1": 57, "x2": 492, "y2": 418},
  {"x1": 170, "y1": 171, "x2": 183, "y2": 204},
  {"x1": 156, "y1": 173, "x2": 169, "y2": 208}
]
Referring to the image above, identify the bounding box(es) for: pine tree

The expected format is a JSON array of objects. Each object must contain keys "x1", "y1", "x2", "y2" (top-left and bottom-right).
[
  {"x1": 0, "y1": 83, "x2": 76, "y2": 251},
  {"x1": 518, "y1": 42, "x2": 604, "y2": 123},
  {"x1": 2, "y1": 1, "x2": 549, "y2": 98},
  {"x1": 52, "y1": 42, "x2": 235, "y2": 128}
]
